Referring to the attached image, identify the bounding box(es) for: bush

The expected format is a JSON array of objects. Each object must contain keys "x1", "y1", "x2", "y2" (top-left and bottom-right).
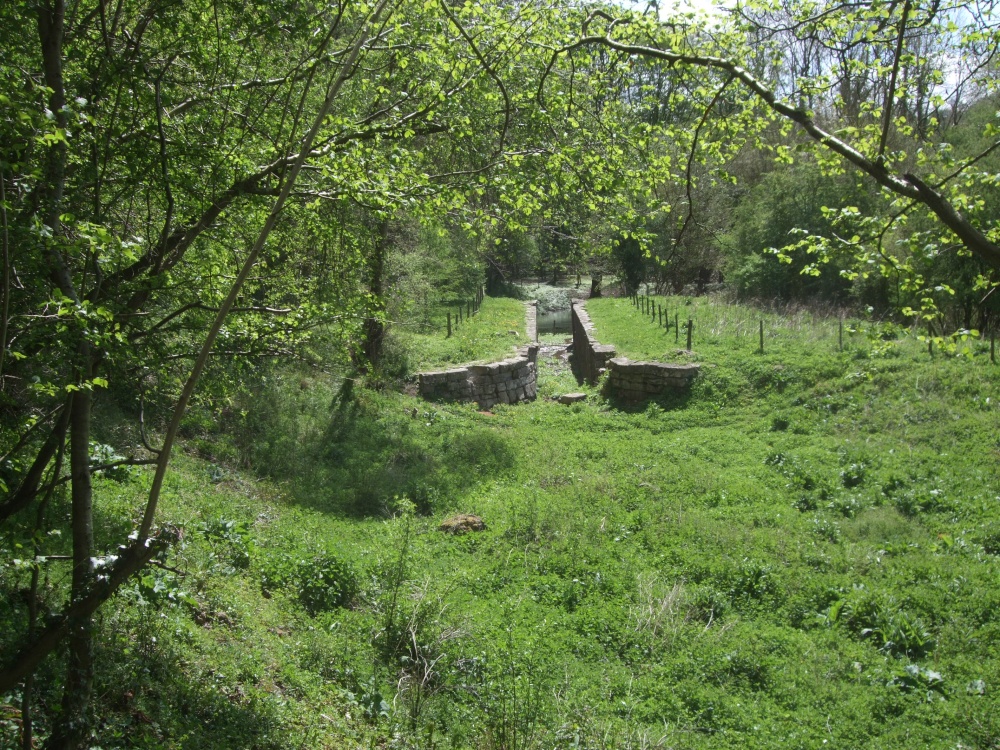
[
  {"x1": 260, "y1": 551, "x2": 360, "y2": 614},
  {"x1": 297, "y1": 553, "x2": 360, "y2": 613}
]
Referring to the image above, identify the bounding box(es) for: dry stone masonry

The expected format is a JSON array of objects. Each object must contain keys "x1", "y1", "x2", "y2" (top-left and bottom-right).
[
  {"x1": 570, "y1": 300, "x2": 617, "y2": 384},
  {"x1": 417, "y1": 301, "x2": 540, "y2": 409},
  {"x1": 570, "y1": 300, "x2": 700, "y2": 401},
  {"x1": 605, "y1": 357, "x2": 700, "y2": 402},
  {"x1": 417, "y1": 347, "x2": 539, "y2": 409}
]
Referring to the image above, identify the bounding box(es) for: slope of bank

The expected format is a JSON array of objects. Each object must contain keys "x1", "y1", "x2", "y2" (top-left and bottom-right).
[{"x1": 2, "y1": 296, "x2": 998, "y2": 749}]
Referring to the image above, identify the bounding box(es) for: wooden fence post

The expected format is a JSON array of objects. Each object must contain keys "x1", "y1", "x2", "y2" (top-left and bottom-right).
[
  {"x1": 675, "y1": 313, "x2": 679, "y2": 343},
  {"x1": 759, "y1": 320, "x2": 764, "y2": 354},
  {"x1": 447, "y1": 312, "x2": 452, "y2": 338},
  {"x1": 687, "y1": 319, "x2": 693, "y2": 351}
]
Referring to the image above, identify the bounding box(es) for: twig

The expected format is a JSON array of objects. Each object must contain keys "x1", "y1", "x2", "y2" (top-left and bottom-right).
[
  {"x1": 877, "y1": 0, "x2": 911, "y2": 164},
  {"x1": 675, "y1": 75, "x2": 734, "y2": 252},
  {"x1": 439, "y1": 0, "x2": 510, "y2": 152}
]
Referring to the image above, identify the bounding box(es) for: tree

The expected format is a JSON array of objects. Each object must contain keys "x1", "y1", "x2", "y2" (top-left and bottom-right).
[
  {"x1": 2, "y1": 0, "x2": 653, "y2": 743},
  {"x1": 0, "y1": 0, "x2": 410, "y2": 742},
  {"x1": 547, "y1": 1, "x2": 1000, "y2": 285},
  {"x1": 3, "y1": 0, "x2": 999, "y2": 744}
]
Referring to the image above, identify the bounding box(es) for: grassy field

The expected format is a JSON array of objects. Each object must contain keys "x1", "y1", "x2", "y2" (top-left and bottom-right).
[
  {"x1": 3, "y1": 295, "x2": 999, "y2": 749},
  {"x1": 392, "y1": 296, "x2": 529, "y2": 371}
]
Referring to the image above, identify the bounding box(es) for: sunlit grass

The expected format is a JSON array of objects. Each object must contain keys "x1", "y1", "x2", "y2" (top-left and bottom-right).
[
  {"x1": 7, "y1": 295, "x2": 999, "y2": 749},
  {"x1": 393, "y1": 296, "x2": 529, "y2": 370}
]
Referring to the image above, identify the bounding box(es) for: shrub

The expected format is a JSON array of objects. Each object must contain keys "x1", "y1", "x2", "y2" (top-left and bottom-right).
[
  {"x1": 828, "y1": 589, "x2": 936, "y2": 658},
  {"x1": 260, "y1": 551, "x2": 360, "y2": 614},
  {"x1": 297, "y1": 553, "x2": 360, "y2": 613},
  {"x1": 199, "y1": 517, "x2": 254, "y2": 571}
]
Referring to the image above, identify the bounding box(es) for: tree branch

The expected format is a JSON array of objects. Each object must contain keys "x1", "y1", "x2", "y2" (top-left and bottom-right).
[
  {"x1": 137, "y1": 0, "x2": 396, "y2": 542},
  {"x1": 877, "y1": 0, "x2": 911, "y2": 164},
  {"x1": 0, "y1": 525, "x2": 180, "y2": 692},
  {"x1": 439, "y1": 0, "x2": 510, "y2": 152},
  {"x1": 554, "y1": 34, "x2": 1000, "y2": 269},
  {"x1": 0, "y1": 402, "x2": 71, "y2": 523}
]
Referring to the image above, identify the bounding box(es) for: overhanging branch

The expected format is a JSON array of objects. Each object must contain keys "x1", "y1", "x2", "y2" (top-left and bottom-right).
[{"x1": 552, "y1": 34, "x2": 1000, "y2": 269}]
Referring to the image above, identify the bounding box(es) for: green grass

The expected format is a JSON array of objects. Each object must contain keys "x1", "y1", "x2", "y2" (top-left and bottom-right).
[
  {"x1": 3, "y1": 295, "x2": 1000, "y2": 749},
  {"x1": 392, "y1": 296, "x2": 529, "y2": 371}
]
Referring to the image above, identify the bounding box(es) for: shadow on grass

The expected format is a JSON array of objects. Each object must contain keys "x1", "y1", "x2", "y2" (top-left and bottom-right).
[
  {"x1": 602, "y1": 387, "x2": 695, "y2": 414},
  {"x1": 90, "y1": 629, "x2": 291, "y2": 750},
  {"x1": 247, "y1": 380, "x2": 518, "y2": 518},
  {"x1": 568, "y1": 349, "x2": 587, "y2": 387}
]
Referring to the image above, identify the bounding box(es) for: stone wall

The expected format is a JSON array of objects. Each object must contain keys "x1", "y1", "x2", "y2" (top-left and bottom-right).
[
  {"x1": 604, "y1": 358, "x2": 700, "y2": 402},
  {"x1": 570, "y1": 300, "x2": 699, "y2": 399},
  {"x1": 417, "y1": 345, "x2": 539, "y2": 409},
  {"x1": 570, "y1": 300, "x2": 617, "y2": 384},
  {"x1": 417, "y1": 301, "x2": 541, "y2": 409}
]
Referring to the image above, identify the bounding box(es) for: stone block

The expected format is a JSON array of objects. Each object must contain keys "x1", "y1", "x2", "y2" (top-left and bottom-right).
[
  {"x1": 439, "y1": 514, "x2": 486, "y2": 534},
  {"x1": 469, "y1": 363, "x2": 500, "y2": 377}
]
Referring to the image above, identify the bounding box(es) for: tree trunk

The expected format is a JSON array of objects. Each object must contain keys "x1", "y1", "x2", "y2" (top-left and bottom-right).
[
  {"x1": 360, "y1": 218, "x2": 390, "y2": 370},
  {"x1": 35, "y1": 5, "x2": 98, "y2": 746},
  {"x1": 46, "y1": 361, "x2": 95, "y2": 750},
  {"x1": 589, "y1": 272, "x2": 602, "y2": 298},
  {"x1": 486, "y1": 261, "x2": 504, "y2": 296}
]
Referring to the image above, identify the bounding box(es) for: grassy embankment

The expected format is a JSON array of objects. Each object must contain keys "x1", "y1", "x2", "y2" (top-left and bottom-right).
[
  {"x1": 394, "y1": 296, "x2": 530, "y2": 371},
  {"x1": 3, "y1": 294, "x2": 999, "y2": 749}
]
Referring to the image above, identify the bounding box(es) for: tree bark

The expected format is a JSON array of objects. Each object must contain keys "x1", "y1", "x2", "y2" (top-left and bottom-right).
[
  {"x1": 360, "y1": 218, "x2": 391, "y2": 369},
  {"x1": 0, "y1": 404, "x2": 70, "y2": 523},
  {"x1": 590, "y1": 272, "x2": 602, "y2": 298},
  {"x1": 45, "y1": 382, "x2": 95, "y2": 750}
]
